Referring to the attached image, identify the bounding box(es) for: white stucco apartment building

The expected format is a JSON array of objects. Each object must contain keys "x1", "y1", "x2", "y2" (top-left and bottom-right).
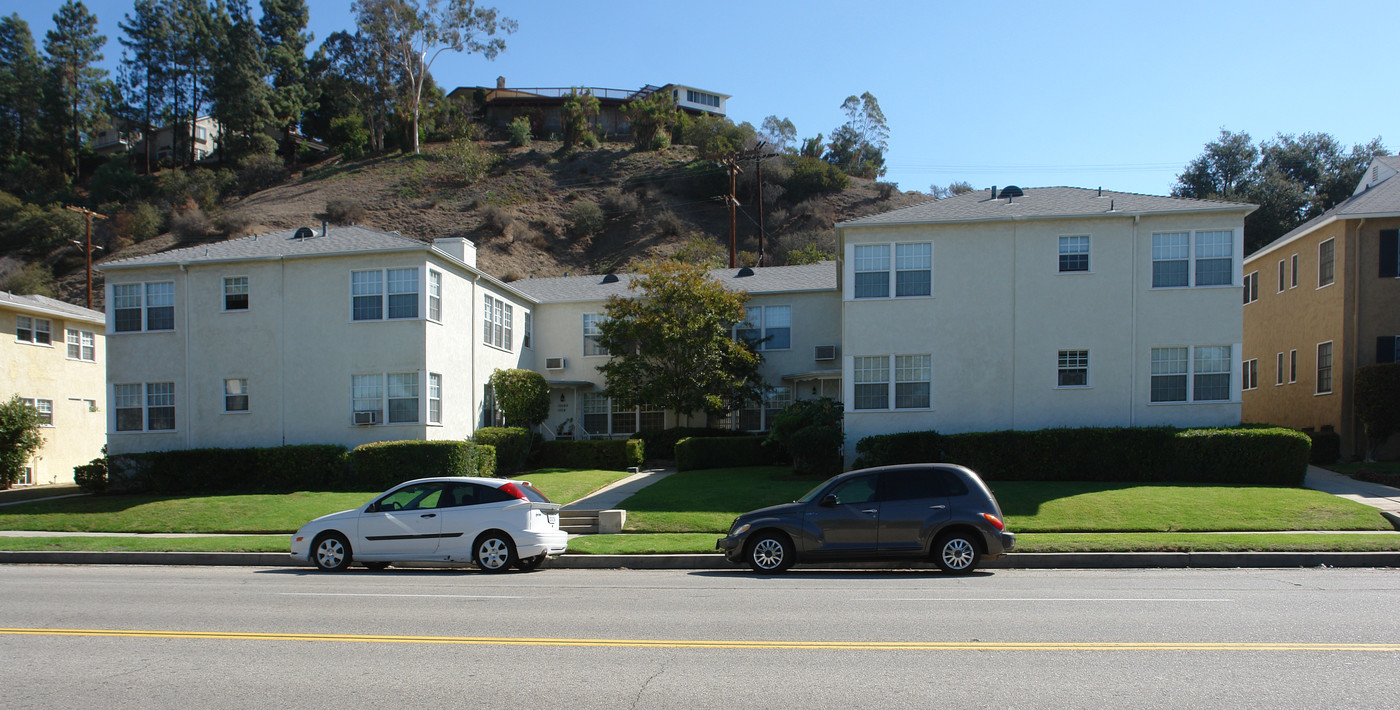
[{"x1": 836, "y1": 187, "x2": 1255, "y2": 465}]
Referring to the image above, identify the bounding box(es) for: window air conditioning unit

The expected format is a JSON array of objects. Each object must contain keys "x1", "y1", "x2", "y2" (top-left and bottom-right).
[
  {"x1": 545, "y1": 357, "x2": 566, "y2": 370},
  {"x1": 814, "y1": 345, "x2": 837, "y2": 361},
  {"x1": 353, "y1": 410, "x2": 380, "y2": 425}
]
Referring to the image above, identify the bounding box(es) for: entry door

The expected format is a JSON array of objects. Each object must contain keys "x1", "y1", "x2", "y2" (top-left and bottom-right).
[
  {"x1": 356, "y1": 482, "x2": 445, "y2": 557},
  {"x1": 805, "y1": 475, "x2": 880, "y2": 555}
]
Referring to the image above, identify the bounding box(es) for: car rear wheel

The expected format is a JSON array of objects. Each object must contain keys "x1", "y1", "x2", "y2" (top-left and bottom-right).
[
  {"x1": 312, "y1": 533, "x2": 351, "y2": 572},
  {"x1": 934, "y1": 532, "x2": 981, "y2": 574},
  {"x1": 515, "y1": 554, "x2": 546, "y2": 572},
  {"x1": 473, "y1": 531, "x2": 517, "y2": 573},
  {"x1": 746, "y1": 532, "x2": 794, "y2": 573}
]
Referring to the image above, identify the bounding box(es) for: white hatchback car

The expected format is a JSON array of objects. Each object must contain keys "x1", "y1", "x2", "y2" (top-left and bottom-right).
[{"x1": 290, "y1": 477, "x2": 568, "y2": 573}]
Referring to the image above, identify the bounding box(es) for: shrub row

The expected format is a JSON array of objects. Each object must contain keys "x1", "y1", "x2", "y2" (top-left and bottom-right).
[
  {"x1": 1303, "y1": 429, "x2": 1341, "y2": 465},
  {"x1": 852, "y1": 426, "x2": 1311, "y2": 486},
  {"x1": 535, "y1": 439, "x2": 643, "y2": 471},
  {"x1": 472, "y1": 427, "x2": 531, "y2": 474},
  {"x1": 674, "y1": 436, "x2": 784, "y2": 472},
  {"x1": 633, "y1": 427, "x2": 753, "y2": 460},
  {"x1": 101, "y1": 441, "x2": 497, "y2": 494}
]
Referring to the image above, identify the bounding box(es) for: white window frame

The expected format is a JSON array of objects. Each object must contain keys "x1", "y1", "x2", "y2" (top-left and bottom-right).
[
  {"x1": 351, "y1": 372, "x2": 422, "y2": 425},
  {"x1": 387, "y1": 372, "x2": 420, "y2": 423},
  {"x1": 1290, "y1": 253, "x2": 1298, "y2": 288},
  {"x1": 428, "y1": 373, "x2": 442, "y2": 424},
  {"x1": 522, "y1": 311, "x2": 533, "y2": 349},
  {"x1": 1057, "y1": 349, "x2": 1090, "y2": 388},
  {"x1": 581, "y1": 392, "x2": 664, "y2": 436},
  {"x1": 1149, "y1": 345, "x2": 1234, "y2": 404},
  {"x1": 1289, "y1": 349, "x2": 1298, "y2": 383},
  {"x1": 113, "y1": 382, "x2": 176, "y2": 432},
  {"x1": 583, "y1": 313, "x2": 608, "y2": 357},
  {"x1": 894, "y1": 243, "x2": 932, "y2": 297},
  {"x1": 351, "y1": 268, "x2": 420, "y2": 322},
  {"x1": 739, "y1": 386, "x2": 792, "y2": 432},
  {"x1": 894, "y1": 354, "x2": 932, "y2": 409},
  {"x1": 1315, "y1": 341, "x2": 1333, "y2": 395},
  {"x1": 1058, "y1": 235, "x2": 1090, "y2": 273},
  {"x1": 223, "y1": 276, "x2": 249, "y2": 312},
  {"x1": 483, "y1": 294, "x2": 513, "y2": 351},
  {"x1": 65, "y1": 328, "x2": 96, "y2": 361},
  {"x1": 853, "y1": 355, "x2": 891, "y2": 410},
  {"x1": 427, "y1": 269, "x2": 442, "y2": 322},
  {"x1": 1243, "y1": 271, "x2": 1258, "y2": 304},
  {"x1": 1317, "y1": 238, "x2": 1335, "y2": 288},
  {"x1": 20, "y1": 397, "x2": 53, "y2": 426},
  {"x1": 112, "y1": 281, "x2": 176, "y2": 333},
  {"x1": 1151, "y1": 229, "x2": 1236, "y2": 289},
  {"x1": 223, "y1": 378, "x2": 249, "y2": 413},
  {"x1": 735, "y1": 305, "x2": 792, "y2": 351},
  {"x1": 1277, "y1": 260, "x2": 1286, "y2": 293},
  {"x1": 15, "y1": 315, "x2": 52, "y2": 345},
  {"x1": 1276, "y1": 352, "x2": 1285, "y2": 386},
  {"x1": 853, "y1": 244, "x2": 891, "y2": 299}
]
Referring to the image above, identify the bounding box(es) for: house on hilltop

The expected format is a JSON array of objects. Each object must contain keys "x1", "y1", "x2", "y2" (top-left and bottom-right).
[
  {"x1": 449, "y1": 78, "x2": 728, "y2": 137},
  {"x1": 1242, "y1": 156, "x2": 1400, "y2": 460}
]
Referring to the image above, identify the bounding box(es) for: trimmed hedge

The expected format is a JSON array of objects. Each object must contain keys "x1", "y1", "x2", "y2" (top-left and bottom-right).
[
  {"x1": 473, "y1": 444, "x2": 498, "y2": 478},
  {"x1": 348, "y1": 440, "x2": 484, "y2": 490},
  {"x1": 1303, "y1": 429, "x2": 1341, "y2": 465},
  {"x1": 853, "y1": 426, "x2": 1310, "y2": 486},
  {"x1": 473, "y1": 427, "x2": 530, "y2": 474},
  {"x1": 536, "y1": 439, "x2": 643, "y2": 470},
  {"x1": 675, "y1": 436, "x2": 781, "y2": 471},
  {"x1": 633, "y1": 427, "x2": 752, "y2": 460},
  {"x1": 108, "y1": 444, "x2": 350, "y2": 494}
]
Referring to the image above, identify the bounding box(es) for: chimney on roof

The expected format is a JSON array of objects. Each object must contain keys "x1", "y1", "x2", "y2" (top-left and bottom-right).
[{"x1": 496, "y1": 76, "x2": 506, "y2": 89}]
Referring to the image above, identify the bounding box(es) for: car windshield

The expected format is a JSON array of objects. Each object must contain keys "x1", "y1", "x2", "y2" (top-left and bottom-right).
[{"x1": 796, "y1": 480, "x2": 830, "y2": 504}]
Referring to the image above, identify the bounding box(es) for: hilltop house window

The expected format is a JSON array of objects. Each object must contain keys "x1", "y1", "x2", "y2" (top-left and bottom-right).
[
  {"x1": 65, "y1": 329, "x2": 95, "y2": 361},
  {"x1": 483, "y1": 294, "x2": 513, "y2": 350},
  {"x1": 1318, "y1": 238, "x2": 1335, "y2": 287},
  {"x1": 686, "y1": 89, "x2": 720, "y2": 107},
  {"x1": 1152, "y1": 230, "x2": 1233, "y2": 288},
  {"x1": 15, "y1": 316, "x2": 51, "y2": 345},
  {"x1": 853, "y1": 356, "x2": 890, "y2": 410},
  {"x1": 428, "y1": 270, "x2": 442, "y2": 321},
  {"x1": 351, "y1": 268, "x2": 419, "y2": 321},
  {"x1": 894, "y1": 355, "x2": 931, "y2": 408},
  {"x1": 735, "y1": 305, "x2": 791, "y2": 350},
  {"x1": 224, "y1": 378, "x2": 248, "y2": 412},
  {"x1": 1316, "y1": 342, "x2": 1333, "y2": 394},
  {"x1": 583, "y1": 313, "x2": 608, "y2": 356},
  {"x1": 224, "y1": 276, "x2": 248, "y2": 311},
  {"x1": 112, "y1": 282, "x2": 175, "y2": 332},
  {"x1": 1058, "y1": 236, "x2": 1089, "y2": 272},
  {"x1": 1243, "y1": 271, "x2": 1258, "y2": 304},
  {"x1": 1058, "y1": 350, "x2": 1089, "y2": 387},
  {"x1": 1150, "y1": 346, "x2": 1232, "y2": 403}
]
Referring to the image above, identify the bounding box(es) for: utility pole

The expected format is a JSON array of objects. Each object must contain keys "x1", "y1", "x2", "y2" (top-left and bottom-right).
[
  {"x1": 722, "y1": 155, "x2": 742, "y2": 268},
  {"x1": 754, "y1": 142, "x2": 768, "y2": 266},
  {"x1": 65, "y1": 206, "x2": 107, "y2": 308}
]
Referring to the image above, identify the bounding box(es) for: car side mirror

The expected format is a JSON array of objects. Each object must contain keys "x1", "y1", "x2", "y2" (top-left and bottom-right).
[
  {"x1": 366, "y1": 502, "x2": 379, "y2": 513},
  {"x1": 819, "y1": 494, "x2": 838, "y2": 508}
]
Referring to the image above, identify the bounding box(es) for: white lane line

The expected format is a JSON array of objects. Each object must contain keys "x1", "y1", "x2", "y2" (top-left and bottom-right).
[
  {"x1": 854, "y1": 598, "x2": 1233, "y2": 602},
  {"x1": 280, "y1": 593, "x2": 530, "y2": 599}
]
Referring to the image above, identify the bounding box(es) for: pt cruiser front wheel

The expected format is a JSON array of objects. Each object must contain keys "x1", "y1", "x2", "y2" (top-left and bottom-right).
[
  {"x1": 934, "y1": 532, "x2": 980, "y2": 574},
  {"x1": 746, "y1": 532, "x2": 794, "y2": 573}
]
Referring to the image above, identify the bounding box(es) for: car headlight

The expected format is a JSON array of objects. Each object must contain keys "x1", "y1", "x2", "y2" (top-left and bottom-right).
[{"x1": 730, "y1": 522, "x2": 750, "y2": 536}]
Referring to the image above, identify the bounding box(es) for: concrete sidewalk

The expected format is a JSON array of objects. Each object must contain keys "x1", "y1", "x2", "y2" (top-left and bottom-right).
[
  {"x1": 1303, "y1": 465, "x2": 1400, "y2": 515},
  {"x1": 560, "y1": 466, "x2": 676, "y2": 510}
]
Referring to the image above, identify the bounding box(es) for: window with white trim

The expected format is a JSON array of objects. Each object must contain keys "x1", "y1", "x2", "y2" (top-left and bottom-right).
[
  {"x1": 1277, "y1": 260, "x2": 1286, "y2": 293},
  {"x1": 739, "y1": 386, "x2": 792, "y2": 432},
  {"x1": 1243, "y1": 359, "x2": 1258, "y2": 391},
  {"x1": 583, "y1": 313, "x2": 608, "y2": 356},
  {"x1": 15, "y1": 315, "x2": 51, "y2": 344},
  {"x1": 65, "y1": 329, "x2": 95, "y2": 361},
  {"x1": 581, "y1": 392, "x2": 663, "y2": 436},
  {"x1": 112, "y1": 282, "x2": 176, "y2": 332},
  {"x1": 853, "y1": 245, "x2": 890, "y2": 298},
  {"x1": 20, "y1": 398, "x2": 53, "y2": 426},
  {"x1": 387, "y1": 373, "x2": 419, "y2": 423},
  {"x1": 145, "y1": 283, "x2": 175, "y2": 330},
  {"x1": 735, "y1": 305, "x2": 791, "y2": 350},
  {"x1": 224, "y1": 378, "x2": 248, "y2": 412},
  {"x1": 351, "y1": 270, "x2": 382, "y2": 320},
  {"x1": 1318, "y1": 238, "x2": 1335, "y2": 287},
  {"x1": 351, "y1": 268, "x2": 419, "y2": 321},
  {"x1": 1058, "y1": 349, "x2": 1089, "y2": 387},
  {"x1": 1316, "y1": 342, "x2": 1333, "y2": 394},
  {"x1": 427, "y1": 270, "x2": 441, "y2": 321},
  {"x1": 895, "y1": 243, "x2": 932, "y2": 296},
  {"x1": 386, "y1": 268, "x2": 419, "y2": 319},
  {"x1": 224, "y1": 276, "x2": 248, "y2": 311},
  {"x1": 1152, "y1": 230, "x2": 1234, "y2": 288},
  {"x1": 352, "y1": 374, "x2": 383, "y2": 421},
  {"x1": 522, "y1": 311, "x2": 532, "y2": 349},
  {"x1": 428, "y1": 373, "x2": 442, "y2": 424},
  {"x1": 853, "y1": 356, "x2": 890, "y2": 410},
  {"x1": 1290, "y1": 254, "x2": 1298, "y2": 288},
  {"x1": 1289, "y1": 349, "x2": 1297, "y2": 383},
  {"x1": 1150, "y1": 346, "x2": 1232, "y2": 402},
  {"x1": 685, "y1": 89, "x2": 720, "y2": 107},
  {"x1": 1243, "y1": 271, "x2": 1258, "y2": 304},
  {"x1": 146, "y1": 382, "x2": 175, "y2": 429},
  {"x1": 115, "y1": 382, "x2": 175, "y2": 431},
  {"x1": 1059, "y1": 236, "x2": 1089, "y2": 272},
  {"x1": 894, "y1": 355, "x2": 931, "y2": 408},
  {"x1": 483, "y1": 294, "x2": 512, "y2": 350}
]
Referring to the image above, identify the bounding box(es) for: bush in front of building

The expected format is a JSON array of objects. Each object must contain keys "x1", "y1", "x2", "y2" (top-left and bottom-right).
[
  {"x1": 256, "y1": 445, "x2": 356, "y2": 490},
  {"x1": 348, "y1": 440, "x2": 484, "y2": 490},
  {"x1": 767, "y1": 398, "x2": 842, "y2": 476},
  {"x1": 1303, "y1": 429, "x2": 1341, "y2": 465},
  {"x1": 1355, "y1": 363, "x2": 1400, "y2": 460},
  {"x1": 73, "y1": 455, "x2": 108, "y2": 493},
  {"x1": 536, "y1": 439, "x2": 643, "y2": 471},
  {"x1": 473, "y1": 444, "x2": 497, "y2": 478},
  {"x1": 674, "y1": 436, "x2": 782, "y2": 471},
  {"x1": 852, "y1": 426, "x2": 1310, "y2": 486},
  {"x1": 473, "y1": 427, "x2": 530, "y2": 474},
  {"x1": 106, "y1": 444, "x2": 353, "y2": 493},
  {"x1": 633, "y1": 427, "x2": 751, "y2": 460}
]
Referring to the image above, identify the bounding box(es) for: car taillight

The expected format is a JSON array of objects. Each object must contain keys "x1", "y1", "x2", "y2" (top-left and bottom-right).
[
  {"x1": 982, "y1": 513, "x2": 1005, "y2": 530},
  {"x1": 498, "y1": 482, "x2": 528, "y2": 500}
]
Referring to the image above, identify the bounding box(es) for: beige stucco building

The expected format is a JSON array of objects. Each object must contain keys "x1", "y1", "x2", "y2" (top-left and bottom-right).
[
  {"x1": 1242, "y1": 156, "x2": 1400, "y2": 459},
  {"x1": 1, "y1": 292, "x2": 106, "y2": 485}
]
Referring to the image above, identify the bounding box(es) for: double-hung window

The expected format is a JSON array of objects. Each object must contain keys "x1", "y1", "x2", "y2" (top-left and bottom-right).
[
  {"x1": 1289, "y1": 349, "x2": 1298, "y2": 383},
  {"x1": 1059, "y1": 236, "x2": 1089, "y2": 272},
  {"x1": 1276, "y1": 352, "x2": 1285, "y2": 386},
  {"x1": 111, "y1": 281, "x2": 176, "y2": 332},
  {"x1": 581, "y1": 393, "x2": 663, "y2": 436},
  {"x1": 895, "y1": 244, "x2": 932, "y2": 296},
  {"x1": 428, "y1": 373, "x2": 442, "y2": 424},
  {"x1": 113, "y1": 284, "x2": 143, "y2": 332},
  {"x1": 65, "y1": 329, "x2": 95, "y2": 361},
  {"x1": 1243, "y1": 359, "x2": 1258, "y2": 391},
  {"x1": 1152, "y1": 230, "x2": 1234, "y2": 288},
  {"x1": 583, "y1": 314, "x2": 607, "y2": 356},
  {"x1": 114, "y1": 383, "x2": 174, "y2": 431},
  {"x1": 351, "y1": 271, "x2": 382, "y2": 320},
  {"x1": 1194, "y1": 231, "x2": 1233, "y2": 285},
  {"x1": 352, "y1": 268, "x2": 418, "y2": 321},
  {"x1": 1277, "y1": 260, "x2": 1286, "y2": 293},
  {"x1": 894, "y1": 355, "x2": 931, "y2": 408},
  {"x1": 427, "y1": 270, "x2": 442, "y2": 321},
  {"x1": 1318, "y1": 238, "x2": 1335, "y2": 287},
  {"x1": 853, "y1": 356, "x2": 890, "y2": 410},
  {"x1": 350, "y1": 373, "x2": 420, "y2": 424},
  {"x1": 224, "y1": 277, "x2": 249, "y2": 311},
  {"x1": 15, "y1": 316, "x2": 51, "y2": 345},
  {"x1": 145, "y1": 283, "x2": 175, "y2": 330},
  {"x1": 21, "y1": 398, "x2": 53, "y2": 426},
  {"x1": 522, "y1": 312, "x2": 532, "y2": 349},
  {"x1": 1316, "y1": 342, "x2": 1333, "y2": 394},
  {"x1": 483, "y1": 295, "x2": 512, "y2": 350},
  {"x1": 739, "y1": 387, "x2": 792, "y2": 431},
  {"x1": 1152, "y1": 233, "x2": 1190, "y2": 287},
  {"x1": 1058, "y1": 350, "x2": 1089, "y2": 387},
  {"x1": 853, "y1": 245, "x2": 890, "y2": 298},
  {"x1": 351, "y1": 375, "x2": 383, "y2": 422},
  {"x1": 387, "y1": 373, "x2": 419, "y2": 423},
  {"x1": 735, "y1": 305, "x2": 791, "y2": 350},
  {"x1": 114, "y1": 384, "x2": 143, "y2": 431},
  {"x1": 224, "y1": 378, "x2": 249, "y2": 412},
  {"x1": 386, "y1": 268, "x2": 419, "y2": 318},
  {"x1": 1243, "y1": 271, "x2": 1258, "y2": 304},
  {"x1": 1150, "y1": 346, "x2": 1232, "y2": 402}
]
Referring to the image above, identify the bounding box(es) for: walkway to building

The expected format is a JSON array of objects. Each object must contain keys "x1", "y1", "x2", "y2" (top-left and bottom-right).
[
  {"x1": 1303, "y1": 465, "x2": 1400, "y2": 517},
  {"x1": 560, "y1": 466, "x2": 676, "y2": 511}
]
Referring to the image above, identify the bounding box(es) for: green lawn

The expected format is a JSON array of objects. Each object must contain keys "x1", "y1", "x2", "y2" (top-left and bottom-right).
[
  {"x1": 619, "y1": 467, "x2": 822, "y2": 532},
  {"x1": 0, "y1": 536, "x2": 287, "y2": 552},
  {"x1": 512, "y1": 468, "x2": 634, "y2": 505}
]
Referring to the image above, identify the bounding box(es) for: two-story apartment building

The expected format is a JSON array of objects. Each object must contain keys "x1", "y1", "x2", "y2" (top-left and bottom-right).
[
  {"x1": 1242, "y1": 156, "x2": 1400, "y2": 459},
  {"x1": 836, "y1": 187, "x2": 1255, "y2": 466},
  {"x1": 1, "y1": 292, "x2": 106, "y2": 485}
]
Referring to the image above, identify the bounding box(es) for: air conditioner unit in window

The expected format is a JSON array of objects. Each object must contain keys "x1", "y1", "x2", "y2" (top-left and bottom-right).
[
  {"x1": 545, "y1": 357, "x2": 566, "y2": 370},
  {"x1": 353, "y1": 410, "x2": 380, "y2": 425},
  {"x1": 814, "y1": 345, "x2": 837, "y2": 361}
]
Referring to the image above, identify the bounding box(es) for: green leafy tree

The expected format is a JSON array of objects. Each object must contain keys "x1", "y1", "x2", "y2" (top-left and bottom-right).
[
  {"x1": 596, "y1": 260, "x2": 764, "y2": 418},
  {"x1": 1355, "y1": 364, "x2": 1400, "y2": 461},
  {"x1": 304, "y1": 30, "x2": 396, "y2": 153},
  {"x1": 760, "y1": 115, "x2": 796, "y2": 154},
  {"x1": 767, "y1": 397, "x2": 843, "y2": 476},
  {"x1": 42, "y1": 0, "x2": 108, "y2": 180},
  {"x1": 1172, "y1": 129, "x2": 1257, "y2": 200},
  {"x1": 559, "y1": 87, "x2": 599, "y2": 149},
  {"x1": 825, "y1": 92, "x2": 888, "y2": 178},
  {"x1": 353, "y1": 0, "x2": 515, "y2": 155},
  {"x1": 260, "y1": 0, "x2": 315, "y2": 159},
  {"x1": 0, "y1": 395, "x2": 44, "y2": 489},
  {"x1": 487, "y1": 368, "x2": 550, "y2": 428},
  {"x1": 621, "y1": 91, "x2": 678, "y2": 151},
  {"x1": 211, "y1": 0, "x2": 276, "y2": 163},
  {"x1": 0, "y1": 14, "x2": 44, "y2": 166}
]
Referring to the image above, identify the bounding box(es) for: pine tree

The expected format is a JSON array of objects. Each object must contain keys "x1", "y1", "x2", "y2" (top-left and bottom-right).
[
  {"x1": 212, "y1": 0, "x2": 276, "y2": 163},
  {"x1": 166, "y1": 0, "x2": 215, "y2": 167},
  {"x1": 0, "y1": 14, "x2": 43, "y2": 165},
  {"x1": 42, "y1": 0, "x2": 108, "y2": 180},
  {"x1": 119, "y1": 0, "x2": 173, "y2": 173},
  {"x1": 260, "y1": 0, "x2": 315, "y2": 159}
]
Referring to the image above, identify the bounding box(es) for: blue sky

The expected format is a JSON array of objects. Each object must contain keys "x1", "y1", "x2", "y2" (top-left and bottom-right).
[{"x1": 9, "y1": 0, "x2": 1396, "y2": 196}]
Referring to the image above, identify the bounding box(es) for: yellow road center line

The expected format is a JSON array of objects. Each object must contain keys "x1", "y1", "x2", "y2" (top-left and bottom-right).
[{"x1": 2, "y1": 628, "x2": 1398, "y2": 652}]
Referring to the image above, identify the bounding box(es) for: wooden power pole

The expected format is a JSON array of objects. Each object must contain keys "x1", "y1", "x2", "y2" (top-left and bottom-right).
[{"x1": 65, "y1": 206, "x2": 107, "y2": 308}]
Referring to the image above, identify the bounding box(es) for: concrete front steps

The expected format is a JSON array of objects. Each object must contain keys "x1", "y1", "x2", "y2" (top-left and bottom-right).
[{"x1": 559, "y1": 509, "x2": 626, "y2": 535}]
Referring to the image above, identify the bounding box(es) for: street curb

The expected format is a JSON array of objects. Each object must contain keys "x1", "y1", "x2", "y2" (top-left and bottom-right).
[{"x1": 3, "y1": 551, "x2": 1399, "y2": 569}]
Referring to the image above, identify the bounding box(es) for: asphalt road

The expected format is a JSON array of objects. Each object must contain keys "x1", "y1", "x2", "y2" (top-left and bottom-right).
[{"x1": 3, "y1": 565, "x2": 1399, "y2": 709}]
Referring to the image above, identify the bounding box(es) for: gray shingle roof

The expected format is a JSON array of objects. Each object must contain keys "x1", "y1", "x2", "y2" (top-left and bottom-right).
[
  {"x1": 838, "y1": 187, "x2": 1255, "y2": 228},
  {"x1": 1248, "y1": 166, "x2": 1400, "y2": 259},
  {"x1": 0, "y1": 291, "x2": 105, "y2": 324},
  {"x1": 97, "y1": 225, "x2": 429, "y2": 270},
  {"x1": 509, "y1": 262, "x2": 837, "y2": 303}
]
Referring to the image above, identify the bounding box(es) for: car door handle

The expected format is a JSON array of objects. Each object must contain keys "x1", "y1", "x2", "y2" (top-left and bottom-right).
[
  {"x1": 929, "y1": 505, "x2": 946, "y2": 510},
  {"x1": 861, "y1": 509, "x2": 877, "y2": 515},
  {"x1": 420, "y1": 513, "x2": 437, "y2": 518}
]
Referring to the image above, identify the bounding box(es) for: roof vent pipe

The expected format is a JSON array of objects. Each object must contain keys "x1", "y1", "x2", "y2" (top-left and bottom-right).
[
  {"x1": 1109, "y1": 199, "x2": 1115, "y2": 211},
  {"x1": 990, "y1": 186, "x2": 996, "y2": 200},
  {"x1": 1097, "y1": 186, "x2": 1102, "y2": 197},
  {"x1": 321, "y1": 220, "x2": 327, "y2": 237}
]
